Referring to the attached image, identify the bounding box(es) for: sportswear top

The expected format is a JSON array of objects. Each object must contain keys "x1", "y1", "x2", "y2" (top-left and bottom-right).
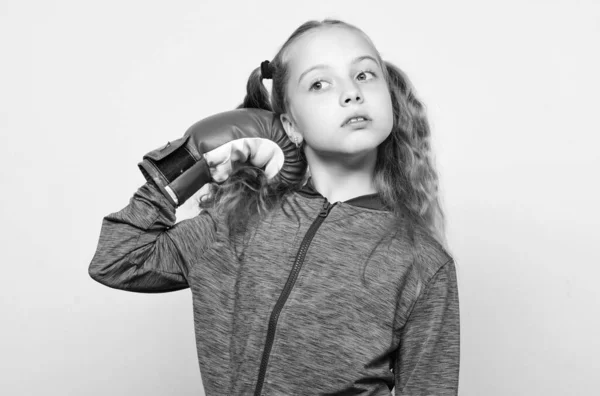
[{"x1": 89, "y1": 177, "x2": 460, "y2": 395}]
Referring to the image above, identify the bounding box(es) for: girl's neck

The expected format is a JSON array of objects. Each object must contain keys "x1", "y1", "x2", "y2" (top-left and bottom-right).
[{"x1": 305, "y1": 147, "x2": 378, "y2": 204}]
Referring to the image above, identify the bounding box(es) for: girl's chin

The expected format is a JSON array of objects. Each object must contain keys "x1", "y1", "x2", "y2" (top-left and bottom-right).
[{"x1": 310, "y1": 142, "x2": 382, "y2": 158}]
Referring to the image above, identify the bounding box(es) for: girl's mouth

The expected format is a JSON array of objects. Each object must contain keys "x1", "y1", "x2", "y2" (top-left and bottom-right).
[
  {"x1": 342, "y1": 115, "x2": 371, "y2": 126},
  {"x1": 343, "y1": 118, "x2": 370, "y2": 128}
]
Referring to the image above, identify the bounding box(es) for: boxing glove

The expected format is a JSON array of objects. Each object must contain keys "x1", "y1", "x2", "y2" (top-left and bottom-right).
[{"x1": 138, "y1": 108, "x2": 305, "y2": 207}]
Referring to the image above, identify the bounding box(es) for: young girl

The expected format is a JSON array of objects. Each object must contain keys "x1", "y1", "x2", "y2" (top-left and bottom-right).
[{"x1": 90, "y1": 19, "x2": 460, "y2": 396}]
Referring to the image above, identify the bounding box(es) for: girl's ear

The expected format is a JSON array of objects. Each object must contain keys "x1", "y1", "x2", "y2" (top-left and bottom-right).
[{"x1": 279, "y1": 113, "x2": 297, "y2": 140}]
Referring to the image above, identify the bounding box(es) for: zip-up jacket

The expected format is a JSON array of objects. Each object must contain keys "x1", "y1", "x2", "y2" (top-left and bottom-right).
[{"x1": 89, "y1": 178, "x2": 460, "y2": 395}]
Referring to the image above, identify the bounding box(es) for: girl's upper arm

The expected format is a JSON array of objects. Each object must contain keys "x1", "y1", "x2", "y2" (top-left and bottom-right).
[
  {"x1": 393, "y1": 260, "x2": 460, "y2": 395},
  {"x1": 88, "y1": 181, "x2": 221, "y2": 293}
]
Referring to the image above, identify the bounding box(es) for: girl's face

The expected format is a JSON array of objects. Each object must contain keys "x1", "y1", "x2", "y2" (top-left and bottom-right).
[{"x1": 280, "y1": 27, "x2": 394, "y2": 159}]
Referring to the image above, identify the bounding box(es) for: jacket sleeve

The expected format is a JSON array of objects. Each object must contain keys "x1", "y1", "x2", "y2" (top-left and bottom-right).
[
  {"x1": 394, "y1": 260, "x2": 460, "y2": 395},
  {"x1": 88, "y1": 181, "x2": 220, "y2": 293}
]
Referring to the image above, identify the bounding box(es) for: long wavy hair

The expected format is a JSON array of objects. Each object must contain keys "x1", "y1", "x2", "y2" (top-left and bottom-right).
[{"x1": 197, "y1": 19, "x2": 449, "y2": 250}]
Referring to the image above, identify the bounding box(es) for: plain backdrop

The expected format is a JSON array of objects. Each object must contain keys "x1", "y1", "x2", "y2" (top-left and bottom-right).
[{"x1": 1, "y1": 0, "x2": 599, "y2": 395}]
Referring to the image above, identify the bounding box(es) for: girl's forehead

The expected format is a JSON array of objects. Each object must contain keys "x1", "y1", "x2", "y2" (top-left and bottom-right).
[{"x1": 285, "y1": 27, "x2": 377, "y2": 68}]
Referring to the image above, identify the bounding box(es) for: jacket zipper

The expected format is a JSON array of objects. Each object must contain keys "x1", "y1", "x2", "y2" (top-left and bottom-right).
[{"x1": 253, "y1": 198, "x2": 337, "y2": 396}]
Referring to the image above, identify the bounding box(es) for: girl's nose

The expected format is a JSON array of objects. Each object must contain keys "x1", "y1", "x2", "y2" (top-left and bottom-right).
[{"x1": 340, "y1": 83, "x2": 364, "y2": 106}]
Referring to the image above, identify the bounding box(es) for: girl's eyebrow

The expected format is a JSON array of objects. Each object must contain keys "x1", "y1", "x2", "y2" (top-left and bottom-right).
[{"x1": 297, "y1": 55, "x2": 379, "y2": 85}]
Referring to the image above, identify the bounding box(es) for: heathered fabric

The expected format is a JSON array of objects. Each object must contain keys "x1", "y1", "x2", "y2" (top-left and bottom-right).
[{"x1": 89, "y1": 178, "x2": 460, "y2": 395}]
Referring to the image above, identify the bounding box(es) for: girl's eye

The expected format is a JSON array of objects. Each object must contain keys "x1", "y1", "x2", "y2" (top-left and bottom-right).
[
  {"x1": 309, "y1": 80, "x2": 330, "y2": 91},
  {"x1": 357, "y1": 70, "x2": 376, "y2": 81}
]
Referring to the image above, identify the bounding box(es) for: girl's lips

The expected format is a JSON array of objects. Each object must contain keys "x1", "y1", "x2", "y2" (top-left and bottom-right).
[
  {"x1": 341, "y1": 115, "x2": 370, "y2": 126},
  {"x1": 342, "y1": 119, "x2": 370, "y2": 128}
]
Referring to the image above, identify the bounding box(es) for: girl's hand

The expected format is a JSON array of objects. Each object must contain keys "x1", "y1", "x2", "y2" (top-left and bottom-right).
[
  {"x1": 203, "y1": 137, "x2": 285, "y2": 183},
  {"x1": 138, "y1": 108, "x2": 306, "y2": 206}
]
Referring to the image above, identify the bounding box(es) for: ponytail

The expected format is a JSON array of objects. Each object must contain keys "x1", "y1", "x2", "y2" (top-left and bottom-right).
[
  {"x1": 200, "y1": 63, "x2": 306, "y2": 241},
  {"x1": 375, "y1": 61, "x2": 447, "y2": 248},
  {"x1": 237, "y1": 67, "x2": 273, "y2": 111}
]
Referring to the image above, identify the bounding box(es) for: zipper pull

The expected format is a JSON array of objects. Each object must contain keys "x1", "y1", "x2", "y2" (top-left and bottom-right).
[{"x1": 319, "y1": 200, "x2": 333, "y2": 217}]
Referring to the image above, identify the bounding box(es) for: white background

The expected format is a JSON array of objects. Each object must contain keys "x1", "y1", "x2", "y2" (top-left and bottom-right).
[{"x1": 1, "y1": 0, "x2": 599, "y2": 395}]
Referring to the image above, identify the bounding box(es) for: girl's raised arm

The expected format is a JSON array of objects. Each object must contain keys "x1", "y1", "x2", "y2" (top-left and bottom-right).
[
  {"x1": 88, "y1": 180, "x2": 221, "y2": 292},
  {"x1": 88, "y1": 108, "x2": 304, "y2": 292}
]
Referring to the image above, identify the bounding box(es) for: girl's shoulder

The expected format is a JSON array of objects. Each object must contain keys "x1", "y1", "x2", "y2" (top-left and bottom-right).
[{"x1": 385, "y1": 217, "x2": 453, "y2": 282}]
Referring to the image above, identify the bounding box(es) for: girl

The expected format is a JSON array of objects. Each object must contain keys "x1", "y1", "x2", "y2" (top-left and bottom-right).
[{"x1": 90, "y1": 19, "x2": 460, "y2": 396}]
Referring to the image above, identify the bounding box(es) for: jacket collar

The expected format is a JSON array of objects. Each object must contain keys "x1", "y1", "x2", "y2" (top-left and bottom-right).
[{"x1": 297, "y1": 177, "x2": 390, "y2": 211}]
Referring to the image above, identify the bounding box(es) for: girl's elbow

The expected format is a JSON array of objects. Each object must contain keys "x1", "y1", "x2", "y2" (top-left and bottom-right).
[{"x1": 87, "y1": 255, "x2": 130, "y2": 290}]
